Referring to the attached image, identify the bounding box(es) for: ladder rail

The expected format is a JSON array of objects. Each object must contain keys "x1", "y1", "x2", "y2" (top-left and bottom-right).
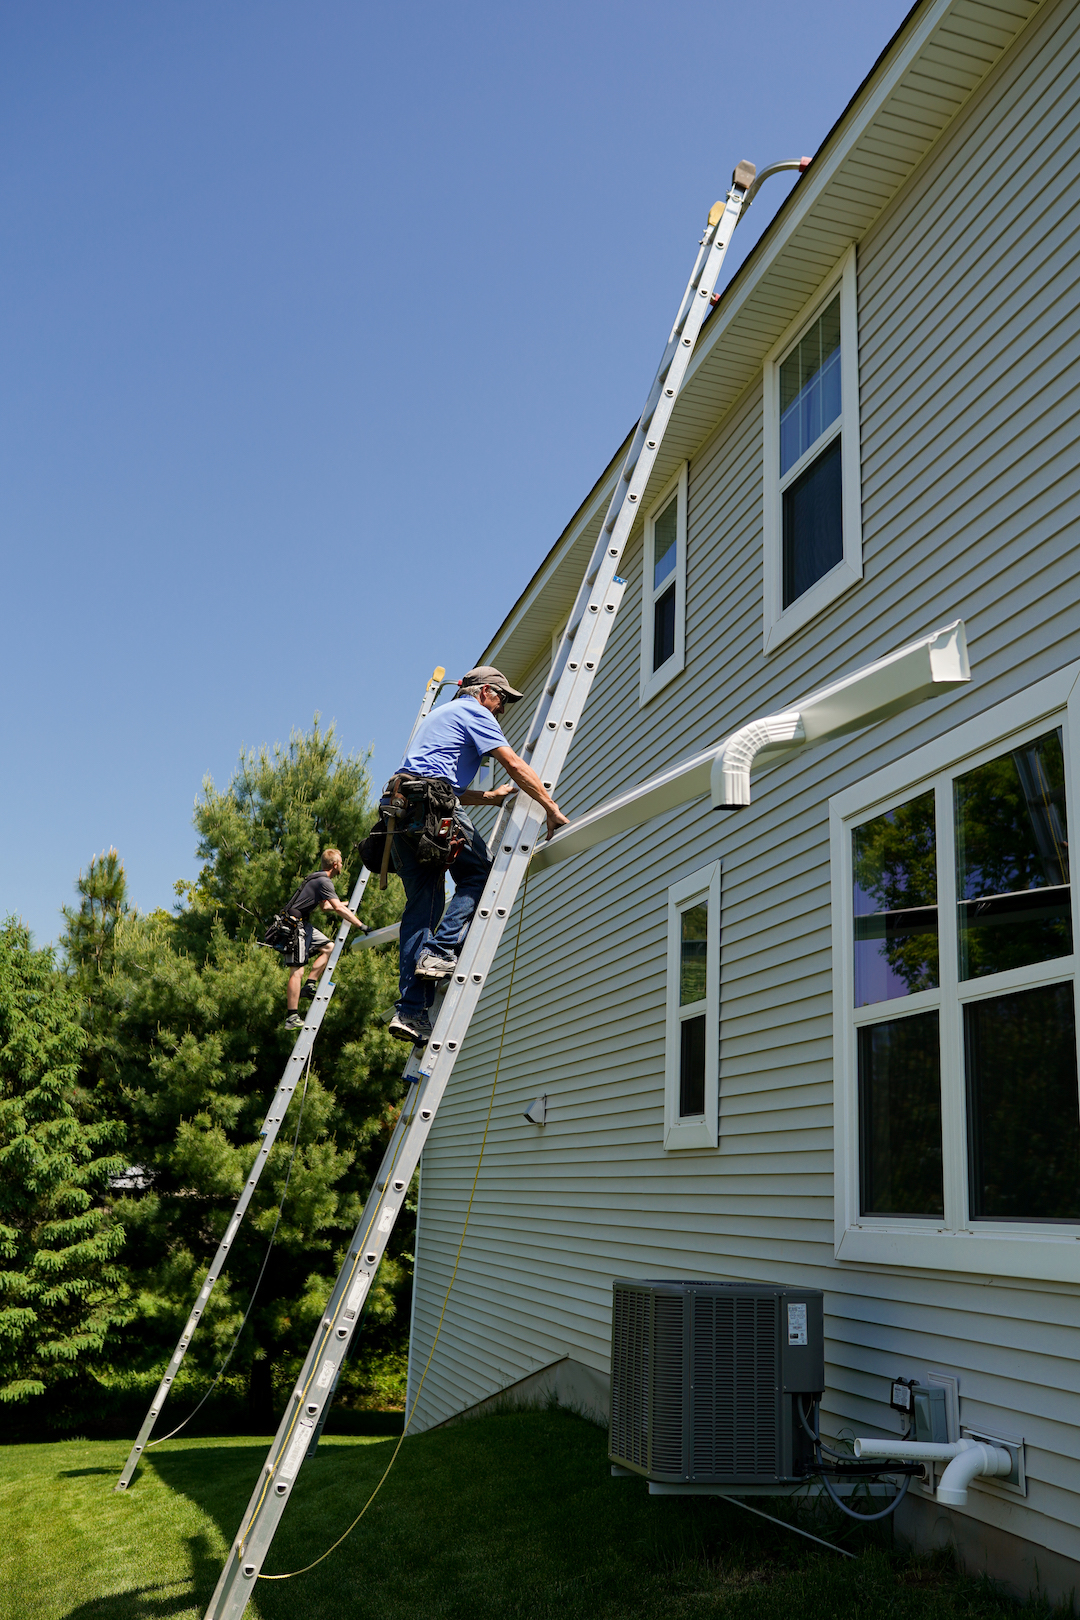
[
  {"x1": 113, "y1": 666, "x2": 446, "y2": 1491},
  {"x1": 205, "y1": 161, "x2": 776, "y2": 1619}
]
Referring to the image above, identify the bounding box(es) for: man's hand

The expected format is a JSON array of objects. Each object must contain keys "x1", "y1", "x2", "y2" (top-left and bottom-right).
[
  {"x1": 545, "y1": 805, "x2": 570, "y2": 842},
  {"x1": 487, "y1": 782, "x2": 516, "y2": 805}
]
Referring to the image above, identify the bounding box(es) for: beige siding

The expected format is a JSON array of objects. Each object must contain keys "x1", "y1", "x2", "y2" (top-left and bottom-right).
[{"x1": 407, "y1": 0, "x2": 1080, "y2": 1572}]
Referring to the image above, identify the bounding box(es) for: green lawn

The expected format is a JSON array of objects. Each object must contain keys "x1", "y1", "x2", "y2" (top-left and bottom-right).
[{"x1": 0, "y1": 1408, "x2": 1065, "y2": 1620}]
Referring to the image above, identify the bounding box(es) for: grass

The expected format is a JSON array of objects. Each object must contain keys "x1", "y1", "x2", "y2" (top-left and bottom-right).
[{"x1": 0, "y1": 1406, "x2": 1069, "y2": 1620}]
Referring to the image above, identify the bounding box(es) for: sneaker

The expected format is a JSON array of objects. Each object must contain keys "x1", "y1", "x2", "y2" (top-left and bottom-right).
[
  {"x1": 415, "y1": 950, "x2": 456, "y2": 981},
  {"x1": 301, "y1": 979, "x2": 318, "y2": 1001},
  {"x1": 284, "y1": 1011, "x2": 304, "y2": 1032},
  {"x1": 388, "y1": 1009, "x2": 433, "y2": 1045}
]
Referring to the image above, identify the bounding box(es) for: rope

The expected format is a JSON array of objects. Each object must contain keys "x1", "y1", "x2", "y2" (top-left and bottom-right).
[
  {"x1": 259, "y1": 868, "x2": 531, "y2": 1581},
  {"x1": 146, "y1": 1047, "x2": 314, "y2": 1447}
]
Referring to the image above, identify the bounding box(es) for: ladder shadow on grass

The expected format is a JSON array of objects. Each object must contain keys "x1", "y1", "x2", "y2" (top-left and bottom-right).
[{"x1": 61, "y1": 1532, "x2": 220, "y2": 1620}]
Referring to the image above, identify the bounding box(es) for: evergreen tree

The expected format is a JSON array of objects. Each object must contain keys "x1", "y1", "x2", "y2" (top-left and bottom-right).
[
  {"x1": 64, "y1": 724, "x2": 410, "y2": 1423},
  {"x1": 62, "y1": 849, "x2": 130, "y2": 980},
  {"x1": 0, "y1": 922, "x2": 128, "y2": 1403}
]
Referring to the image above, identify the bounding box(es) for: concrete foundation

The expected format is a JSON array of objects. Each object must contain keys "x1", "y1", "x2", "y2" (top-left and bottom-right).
[{"x1": 894, "y1": 1490, "x2": 1079, "y2": 1611}]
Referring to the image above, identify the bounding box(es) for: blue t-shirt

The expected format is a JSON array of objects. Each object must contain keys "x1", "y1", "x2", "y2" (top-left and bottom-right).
[{"x1": 399, "y1": 695, "x2": 508, "y2": 793}]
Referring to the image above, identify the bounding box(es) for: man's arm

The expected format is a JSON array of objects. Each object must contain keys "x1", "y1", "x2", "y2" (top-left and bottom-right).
[
  {"x1": 489, "y1": 745, "x2": 569, "y2": 841},
  {"x1": 458, "y1": 782, "x2": 516, "y2": 808},
  {"x1": 322, "y1": 894, "x2": 368, "y2": 932}
]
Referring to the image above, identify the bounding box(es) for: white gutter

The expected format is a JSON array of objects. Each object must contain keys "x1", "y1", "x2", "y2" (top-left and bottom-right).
[{"x1": 530, "y1": 620, "x2": 969, "y2": 875}]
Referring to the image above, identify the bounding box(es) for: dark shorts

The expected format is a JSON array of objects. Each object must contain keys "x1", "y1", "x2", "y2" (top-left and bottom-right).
[{"x1": 285, "y1": 921, "x2": 332, "y2": 967}]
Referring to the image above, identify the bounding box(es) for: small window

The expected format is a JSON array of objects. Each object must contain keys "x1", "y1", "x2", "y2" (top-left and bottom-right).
[
  {"x1": 640, "y1": 464, "x2": 687, "y2": 704},
  {"x1": 762, "y1": 246, "x2": 862, "y2": 653},
  {"x1": 664, "y1": 862, "x2": 721, "y2": 1150}
]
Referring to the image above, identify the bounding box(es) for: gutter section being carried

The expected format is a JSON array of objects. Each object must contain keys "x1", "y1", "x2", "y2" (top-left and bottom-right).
[{"x1": 529, "y1": 620, "x2": 969, "y2": 875}]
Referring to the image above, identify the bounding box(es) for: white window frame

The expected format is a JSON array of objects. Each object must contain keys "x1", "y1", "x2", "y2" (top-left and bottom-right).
[
  {"x1": 830, "y1": 660, "x2": 1080, "y2": 1283},
  {"x1": 762, "y1": 245, "x2": 862, "y2": 655},
  {"x1": 664, "y1": 861, "x2": 721, "y2": 1151},
  {"x1": 639, "y1": 462, "x2": 687, "y2": 705}
]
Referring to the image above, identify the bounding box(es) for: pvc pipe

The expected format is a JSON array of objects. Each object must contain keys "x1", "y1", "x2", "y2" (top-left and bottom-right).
[
  {"x1": 853, "y1": 1437, "x2": 1012, "y2": 1505},
  {"x1": 938, "y1": 1442, "x2": 1012, "y2": 1506},
  {"x1": 854, "y1": 1438, "x2": 963, "y2": 1463}
]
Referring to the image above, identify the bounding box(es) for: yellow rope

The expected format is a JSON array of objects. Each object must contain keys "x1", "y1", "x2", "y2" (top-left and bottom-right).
[{"x1": 259, "y1": 869, "x2": 531, "y2": 1581}]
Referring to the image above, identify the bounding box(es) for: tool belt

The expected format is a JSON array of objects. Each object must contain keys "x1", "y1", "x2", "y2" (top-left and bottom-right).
[
  {"x1": 361, "y1": 773, "x2": 465, "y2": 873},
  {"x1": 262, "y1": 911, "x2": 308, "y2": 966}
]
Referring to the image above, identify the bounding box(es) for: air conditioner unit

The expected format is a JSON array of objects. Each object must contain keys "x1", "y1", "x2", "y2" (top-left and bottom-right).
[{"x1": 609, "y1": 1279, "x2": 824, "y2": 1486}]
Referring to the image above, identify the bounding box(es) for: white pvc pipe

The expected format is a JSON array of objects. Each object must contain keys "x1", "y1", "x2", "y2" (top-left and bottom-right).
[
  {"x1": 938, "y1": 1442, "x2": 1012, "y2": 1506},
  {"x1": 853, "y1": 1437, "x2": 1012, "y2": 1505},
  {"x1": 854, "y1": 1438, "x2": 962, "y2": 1463}
]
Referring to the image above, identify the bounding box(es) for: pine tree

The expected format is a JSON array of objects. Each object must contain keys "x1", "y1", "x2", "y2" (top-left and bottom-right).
[
  {"x1": 64, "y1": 723, "x2": 410, "y2": 1423},
  {"x1": 0, "y1": 922, "x2": 128, "y2": 1404},
  {"x1": 61, "y1": 849, "x2": 130, "y2": 980}
]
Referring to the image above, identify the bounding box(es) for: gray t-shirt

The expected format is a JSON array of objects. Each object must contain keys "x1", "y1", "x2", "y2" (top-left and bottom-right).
[{"x1": 287, "y1": 872, "x2": 337, "y2": 919}]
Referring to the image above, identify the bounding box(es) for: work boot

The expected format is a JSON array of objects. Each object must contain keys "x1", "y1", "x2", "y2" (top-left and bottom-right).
[
  {"x1": 301, "y1": 979, "x2": 318, "y2": 1001},
  {"x1": 284, "y1": 1011, "x2": 304, "y2": 1032},
  {"x1": 388, "y1": 1009, "x2": 433, "y2": 1045},
  {"x1": 415, "y1": 950, "x2": 456, "y2": 981}
]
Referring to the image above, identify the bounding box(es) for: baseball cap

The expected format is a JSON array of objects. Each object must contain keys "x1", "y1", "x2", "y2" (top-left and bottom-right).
[{"x1": 458, "y1": 666, "x2": 523, "y2": 701}]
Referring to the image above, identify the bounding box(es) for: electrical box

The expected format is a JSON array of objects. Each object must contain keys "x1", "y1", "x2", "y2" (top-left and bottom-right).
[
  {"x1": 890, "y1": 1378, "x2": 949, "y2": 1443},
  {"x1": 608, "y1": 1279, "x2": 824, "y2": 1485}
]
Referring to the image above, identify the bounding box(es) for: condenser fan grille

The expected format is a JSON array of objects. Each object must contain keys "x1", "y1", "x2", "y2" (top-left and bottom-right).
[
  {"x1": 609, "y1": 1284, "x2": 651, "y2": 1469},
  {"x1": 609, "y1": 1279, "x2": 821, "y2": 1485},
  {"x1": 690, "y1": 1293, "x2": 778, "y2": 1478}
]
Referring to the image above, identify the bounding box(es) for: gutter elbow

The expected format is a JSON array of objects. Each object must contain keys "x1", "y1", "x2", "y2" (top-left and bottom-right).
[{"x1": 710, "y1": 713, "x2": 803, "y2": 807}]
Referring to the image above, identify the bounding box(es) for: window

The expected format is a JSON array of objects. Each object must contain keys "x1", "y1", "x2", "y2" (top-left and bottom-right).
[
  {"x1": 640, "y1": 463, "x2": 687, "y2": 704},
  {"x1": 664, "y1": 862, "x2": 721, "y2": 1149},
  {"x1": 762, "y1": 246, "x2": 862, "y2": 653},
  {"x1": 831, "y1": 663, "x2": 1080, "y2": 1282}
]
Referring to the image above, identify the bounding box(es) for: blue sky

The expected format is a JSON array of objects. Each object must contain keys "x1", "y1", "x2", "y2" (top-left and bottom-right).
[{"x1": 1, "y1": 0, "x2": 912, "y2": 946}]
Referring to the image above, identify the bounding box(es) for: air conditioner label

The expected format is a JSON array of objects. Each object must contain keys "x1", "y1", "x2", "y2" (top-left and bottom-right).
[{"x1": 787, "y1": 1302, "x2": 808, "y2": 1346}]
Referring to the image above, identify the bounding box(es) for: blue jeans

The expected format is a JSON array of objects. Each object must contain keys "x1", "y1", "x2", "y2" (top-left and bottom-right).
[{"x1": 392, "y1": 811, "x2": 492, "y2": 1016}]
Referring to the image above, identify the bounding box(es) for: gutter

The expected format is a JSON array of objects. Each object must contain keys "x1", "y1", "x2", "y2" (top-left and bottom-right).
[{"x1": 529, "y1": 620, "x2": 969, "y2": 874}]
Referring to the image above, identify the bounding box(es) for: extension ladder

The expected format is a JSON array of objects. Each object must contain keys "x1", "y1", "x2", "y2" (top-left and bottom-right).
[
  {"x1": 113, "y1": 665, "x2": 448, "y2": 1492},
  {"x1": 205, "y1": 158, "x2": 781, "y2": 1619}
]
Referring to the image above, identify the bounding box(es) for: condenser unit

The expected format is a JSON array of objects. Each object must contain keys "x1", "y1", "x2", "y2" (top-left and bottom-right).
[{"x1": 609, "y1": 1278, "x2": 824, "y2": 1486}]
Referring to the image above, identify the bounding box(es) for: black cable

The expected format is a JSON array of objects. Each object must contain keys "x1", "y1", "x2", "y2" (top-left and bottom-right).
[
  {"x1": 146, "y1": 1051, "x2": 313, "y2": 1447},
  {"x1": 798, "y1": 1396, "x2": 913, "y2": 1524}
]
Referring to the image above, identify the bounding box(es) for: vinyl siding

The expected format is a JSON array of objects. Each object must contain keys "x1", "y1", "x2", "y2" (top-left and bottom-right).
[{"x1": 407, "y1": 0, "x2": 1080, "y2": 1571}]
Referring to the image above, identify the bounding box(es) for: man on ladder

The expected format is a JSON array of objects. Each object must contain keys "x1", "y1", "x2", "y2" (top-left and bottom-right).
[
  {"x1": 282, "y1": 849, "x2": 369, "y2": 1032},
  {"x1": 387, "y1": 666, "x2": 568, "y2": 1044}
]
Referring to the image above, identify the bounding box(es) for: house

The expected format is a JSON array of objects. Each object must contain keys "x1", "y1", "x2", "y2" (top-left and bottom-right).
[{"x1": 404, "y1": 0, "x2": 1080, "y2": 1599}]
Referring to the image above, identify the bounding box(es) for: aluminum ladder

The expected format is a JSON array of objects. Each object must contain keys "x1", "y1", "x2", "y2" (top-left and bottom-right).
[
  {"x1": 114, "y1": 664, "x2": 448, "y2": 1492},
  {"x1": 205, "y1": 157, "x2": 787, "y2": 1619}
]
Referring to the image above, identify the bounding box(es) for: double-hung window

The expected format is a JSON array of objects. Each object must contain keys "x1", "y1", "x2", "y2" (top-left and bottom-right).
[
  {"x1": 640, "y1": 463, "x2": 687, "y2": 704},
  {"x1": 664, "y1": 862, "x2": 721, "y2": 1150},
  {"x1": 762, "y1": 247, "x2": 862, "y2": 653},
  {"x1": 831, "y1": 664, "x2": 1080, "y2": 1281}
]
